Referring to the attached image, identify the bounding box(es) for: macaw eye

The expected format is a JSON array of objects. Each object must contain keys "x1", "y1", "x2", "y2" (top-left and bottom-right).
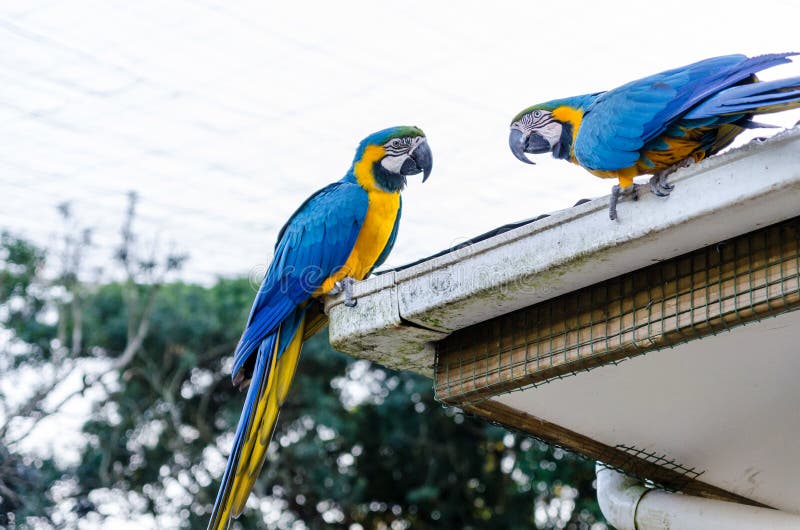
[
  {"x1": 533, "y1": 110, "x2": 542, "y2": 118},
  {"x1": 391, "y1": 139, "x2": 401, "y2": 147}
]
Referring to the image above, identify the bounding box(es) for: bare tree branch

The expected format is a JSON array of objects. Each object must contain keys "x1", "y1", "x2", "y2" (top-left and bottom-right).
[
  {"x1": 71, "y1": 292, "x2": 83, "y2": 356},
  {"x1": 112, "y1": 283, "x2": 160, "y2": 371},
  {"x1": 1, "y1": 360, "x2": 78, "y2": 443},
  {"x1": 2, "y1": 191, "x2": 183, "y2": 449}
]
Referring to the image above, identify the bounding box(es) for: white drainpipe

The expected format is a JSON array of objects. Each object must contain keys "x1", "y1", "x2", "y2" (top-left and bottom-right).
[{"x1": 595, "y1": 463, "x2": 800, "y2": 530}]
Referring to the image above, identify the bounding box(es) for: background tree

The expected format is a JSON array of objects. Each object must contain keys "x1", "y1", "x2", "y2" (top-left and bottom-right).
[
  {"x1": 0, "y1": 231, "x2": 60, "y2": 527},
  {"x1": 0, "y1": 203, "x2": 603, "y2": 529}
]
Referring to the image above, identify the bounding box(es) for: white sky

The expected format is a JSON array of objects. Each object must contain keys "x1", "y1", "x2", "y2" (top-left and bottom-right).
[{"x1": 2, "y1": 0, "x2": 800, "y2": 282}]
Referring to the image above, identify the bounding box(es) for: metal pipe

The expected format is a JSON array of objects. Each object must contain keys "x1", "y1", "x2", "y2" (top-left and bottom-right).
[{"x1": 595, "y1": 464, "x2": 800, "y2": 530}]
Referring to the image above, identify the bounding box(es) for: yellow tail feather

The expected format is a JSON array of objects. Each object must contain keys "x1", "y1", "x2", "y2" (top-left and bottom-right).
[
  {"x1": 210, "y1": 339, "x2": 280, "y2": 530},
  {"x1": 227, "y1": 314, "x2": 307, "y2": 519}
]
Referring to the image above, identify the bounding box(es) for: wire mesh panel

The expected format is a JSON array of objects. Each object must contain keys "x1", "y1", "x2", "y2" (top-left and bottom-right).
[{"x1": 435, "y1": 216, "x2": 800, "y2": 404}]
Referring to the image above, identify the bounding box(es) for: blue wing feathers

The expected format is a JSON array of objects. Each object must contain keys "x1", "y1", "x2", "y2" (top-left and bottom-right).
[
  {"x1": 575, "y1": 53, "x2": 798, "y2": 171},
  {"x1": 231, "y1": 181, "x2": 368, "y2": 380},
  {"x1": 647, "y1": 53, "x2": 796, "y2": 130},
  {"x1": 685, "y1": 76, "x2": 800, "y2": 118},
  {"x1": 232, "y1": 296, "x2": 294, "y2": 378}
]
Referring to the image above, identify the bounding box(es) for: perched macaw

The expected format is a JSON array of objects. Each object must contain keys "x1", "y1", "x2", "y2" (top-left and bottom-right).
[
  {"x1": 509, "y1": 52, "x2": 800, "y2": 219},
  {"x1": 207, "y1": 126, "x2": 432, "y2": 529}
]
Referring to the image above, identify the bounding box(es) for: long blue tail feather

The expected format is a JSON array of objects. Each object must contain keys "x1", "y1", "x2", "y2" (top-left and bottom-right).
[{"x1": 686, "y1": 75, "x2": 800, "y2": 119}]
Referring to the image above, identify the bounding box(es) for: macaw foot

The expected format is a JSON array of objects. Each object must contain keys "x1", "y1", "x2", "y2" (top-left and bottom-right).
[
  {"x1": 330, "y1": 277, "x2": 358, "y2": 307},
  {"x1": 649, "y1": 171, "x2": 675, "y2": 197},
  {"x1": 232, "y1": 371, "x2": 250, "y2": 391},
  {"x1": 609, "y1": 184, "x2": 638, "y2": 221},
  {"x1": 650, "y1": 157, "x2": 695, "y2": 197}
]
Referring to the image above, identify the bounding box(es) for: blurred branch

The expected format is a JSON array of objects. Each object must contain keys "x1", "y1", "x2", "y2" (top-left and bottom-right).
[
  {"x1": 55, "y1": 202, "x2": 93, "y2": 358},
  {"x1": 0, "y1": 481, "x2": 20, "y2": 509},
  {"x1": 5, "y1": 279, "x2": 159, "y2": 447},
  {"x1": 112, "y1": 285, "x2": 159, "y2": 370},
  {"x1": 0, "y1": 360, "x2": 77, "y2": 442},
  {"x1": 2, "y1": 192, "x2": 186, "y2": 449},
  {"x1": 195, "y1": 374, "x2": 227, "y2": 443},
  {"x1": 112, "y1": 191, "x2": 186, "y2": 370}
]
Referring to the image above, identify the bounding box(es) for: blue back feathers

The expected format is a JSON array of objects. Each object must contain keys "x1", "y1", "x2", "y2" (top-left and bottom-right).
[{"x1": 573, "y1": 53, "x2": 799, "y2": 171}]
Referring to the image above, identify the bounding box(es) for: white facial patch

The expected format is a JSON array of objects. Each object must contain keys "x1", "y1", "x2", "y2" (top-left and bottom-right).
[
  {"x1": 537, "y1": 121, "x2": 563, "y2": 147},
  {"x1": 380, "y1": 153, "x2": 407, "y2": 173},
  {"x1": 513, "y1": 110, "x2": 563, "y2": 148}
]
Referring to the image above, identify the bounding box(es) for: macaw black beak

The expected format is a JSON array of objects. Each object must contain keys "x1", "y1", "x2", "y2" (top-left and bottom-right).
[
  {"x1": 509, "y1": 128, "x2": 551, "y2": 165},
  {"x1": 401, "y1": 139, "x2": 433, "y2": 182}
]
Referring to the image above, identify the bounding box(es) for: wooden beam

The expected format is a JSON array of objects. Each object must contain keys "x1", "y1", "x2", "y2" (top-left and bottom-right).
[{"x1": 464, "y1": 400, "x2": 768, "y2": 507}]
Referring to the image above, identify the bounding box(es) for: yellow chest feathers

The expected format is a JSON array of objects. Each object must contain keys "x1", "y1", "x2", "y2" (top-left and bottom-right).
[
  {"x1": 317, "y1": 191, "x2": 399, "y2": 294},
  {"x1": 348, "y1": 144, "x2": 401, "y2": 278},
  {"x1": 347, "y1": 191, "x2": 399, "y2": 278},
  {"x1": 318, "y1": 144, "x2": 401, "y2": 294}
]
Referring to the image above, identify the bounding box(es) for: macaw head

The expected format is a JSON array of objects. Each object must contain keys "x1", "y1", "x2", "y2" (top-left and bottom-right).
[
  {"x1": 508, "y1": 95, "x2": 596, "y2": 164},
  {"x1": 352, "y1": 126, "x2": 432, "y2": 192},
  {"x1": 508, "y1": 101, "x2": 571, "y2": 165}
]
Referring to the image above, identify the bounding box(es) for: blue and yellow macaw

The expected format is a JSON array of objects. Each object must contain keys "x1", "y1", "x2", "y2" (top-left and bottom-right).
[
  {"x1": 509, "y1": 52, "x2": 800, "y2": 219},
  {"x1": 207, "y1": 126, "x2": 432, "y2": 529}
]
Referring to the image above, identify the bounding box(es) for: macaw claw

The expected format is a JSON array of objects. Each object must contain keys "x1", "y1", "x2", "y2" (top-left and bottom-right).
[
  {"x1": 649, "y1": 157, "x2": 694, "y2": 197},
  {"x1": 609, "y1": 184, "x2": 638, "y2": 221},
  {"x1": 331, "y1": 277, "x2": 358, "y2": 307},
  {"x1": 649, "y1": 171, "x2": 675, "y2": 197}
]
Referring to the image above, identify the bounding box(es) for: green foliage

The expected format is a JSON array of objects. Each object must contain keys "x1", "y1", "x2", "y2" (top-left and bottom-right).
[
  {"x1": 0, "y1": 232, "x2": 43, "y2": 299},
  {"x1": 1, "y1": 233, "x2": 603, "y2": 529},
  {"x1": 0, "y1": 232, "x2": 53, "y2": 359},
  {"x1": 0, "y1": 445, "x2": 62, "y2": 528},
  {"x1": 75, "y1": 279, "x2": 254, "y2": 518},
  {"x1": 0, "y1": 234, "x2": 60, "y2": 527}
]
